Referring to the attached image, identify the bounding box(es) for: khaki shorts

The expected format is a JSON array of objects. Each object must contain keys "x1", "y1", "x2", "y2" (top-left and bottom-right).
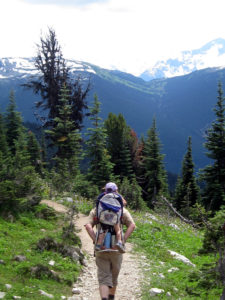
[{"x1": 95, "y1": 252, "x2": 123, "y2": 287}]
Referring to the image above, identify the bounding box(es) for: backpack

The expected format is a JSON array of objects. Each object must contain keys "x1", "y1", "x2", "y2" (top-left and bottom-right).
[{"x1": 96, "y1": 192, "x2": 123, "y2": 226}]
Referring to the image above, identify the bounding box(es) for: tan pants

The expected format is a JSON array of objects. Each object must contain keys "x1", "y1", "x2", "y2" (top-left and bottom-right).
[{"x1": 95, "y1": 252, "x2": 123, "y2": 287}]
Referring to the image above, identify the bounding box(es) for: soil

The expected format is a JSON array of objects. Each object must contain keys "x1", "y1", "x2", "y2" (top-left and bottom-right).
[{"x1": 41, "y1": 200, "x2": 142, "y2": 300}]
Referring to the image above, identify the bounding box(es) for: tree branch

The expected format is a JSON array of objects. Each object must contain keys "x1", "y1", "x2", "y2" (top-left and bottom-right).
[{"x1": 160, "y1": 196, "x2": 199, "y2": 228}]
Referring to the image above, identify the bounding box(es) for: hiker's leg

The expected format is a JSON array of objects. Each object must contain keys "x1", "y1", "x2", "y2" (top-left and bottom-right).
[
  {"x1": 99, "y1": 285, "x2": 109, "y2": 299},
  {"x1": 109, "y1": 286, "x2": 116, "y2": 299},
  {"x1": 97, "y1": 232, "x2": 105, "y2": 245},
  {"x1": 111, "y1": 253, "x2": 123, "y2": 287},
  {"x1": 96, "y1": 253, "x2": 113, "y2": 298},
  {"x1": 114, "y1": 223, "x2": 122, "y2": 242}
]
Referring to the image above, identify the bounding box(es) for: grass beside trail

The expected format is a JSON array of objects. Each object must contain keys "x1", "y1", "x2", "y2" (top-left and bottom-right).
[
  {"x1": 130, "y1": 210, "x2": 222, "y2": 299},
  {"x1": 0, "y1": 205, "x2": 81, "y2": 300}
]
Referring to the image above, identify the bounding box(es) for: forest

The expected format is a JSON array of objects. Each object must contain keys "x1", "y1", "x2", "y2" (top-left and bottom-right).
[{"x1": 0, "y1": 28, "x2": 225, "y2": 298}]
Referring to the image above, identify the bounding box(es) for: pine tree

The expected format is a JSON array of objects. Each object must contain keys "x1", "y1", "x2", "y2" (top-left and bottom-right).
[
  {"x1": 45, "y1": 84, "x2": 81, "y2": 178},
  {"x1": 0, "y1": 111, "x2": 8, "y2": 157},
  {"x1": 24, "y1": 28, "x2": 90, "y2": 130},
  {"x1": 85, "y1": 94, "x2": 114, "y2": 188},
  {"x1": 0, "y1": 96, "x2": 42, "y2": 212},
  {"x1": 119, "y1": 177, "x2": 146, "y2": 210},
  {"x1": 174, "y1": 137, "x2": 200, "y2": 215},
  {"x1": 40, "y1": 133, "x2": 47, "y2": 167},
  {"x1": 104, "y1": 113, "x2": 134, "y2": 179},
  {"x1": 129, "y1": 129, "x2": 143, "y2": 176},
  {"x1": 142, "y1": 118, "x2": 168, "y2": 208},
  {"x1": 201, "y1": 81, "x2": 225, "y2": 212},
  {"x1": 5, "y1": 90, "x2": 24, "y2": 155},
  {"x1": 27, "y1": 131, "x2": 43, "y2": 174}
]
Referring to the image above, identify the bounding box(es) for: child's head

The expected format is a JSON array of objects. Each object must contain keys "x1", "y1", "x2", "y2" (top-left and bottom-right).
[{"x1": 105, "y1": 182, "x2": 118, "y2": 193}]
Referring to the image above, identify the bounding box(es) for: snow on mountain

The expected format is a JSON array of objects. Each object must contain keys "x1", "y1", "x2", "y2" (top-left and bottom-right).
[
  {"x1": 140, "y1": 38, "x2": 225, "y2": 81},
  {"x1": 1, "y1": 38, "x2": 225, "y2": 82},
  {"x1": 0, "y1": 57, "x2": 96, "y2": 79}
]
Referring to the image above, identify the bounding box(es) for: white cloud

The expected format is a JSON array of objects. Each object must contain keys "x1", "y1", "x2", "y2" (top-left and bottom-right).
[{"x1": 1, "y1": 0, "x2": 225, "y2": 75}]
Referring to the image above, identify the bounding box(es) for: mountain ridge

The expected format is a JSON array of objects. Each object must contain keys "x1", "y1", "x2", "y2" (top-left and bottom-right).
[
  {"x1": 140, "y1": 38, "x2": 225, "y2": 81},
  {"x1": 0, "y1": 56, "x2": 224, "y2": 173}
]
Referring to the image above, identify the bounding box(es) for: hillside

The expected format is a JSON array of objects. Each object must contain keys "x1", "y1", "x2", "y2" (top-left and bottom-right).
[{"x1": 0, "y1": 57, "x2": 224, "y2": 172}]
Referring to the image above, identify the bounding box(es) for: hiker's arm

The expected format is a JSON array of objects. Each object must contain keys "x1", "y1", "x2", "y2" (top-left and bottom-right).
[
  {"x1": 85, "y1": 223, "x2": 96, "y2": 242},
  {"x1": 124, "y1": 222, "x2": 136, "y2": 242}
]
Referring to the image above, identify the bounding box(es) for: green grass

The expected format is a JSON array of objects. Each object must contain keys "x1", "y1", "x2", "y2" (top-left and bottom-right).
[
  {"x1": 130, "y1": 211, "x2": 222, "y2": 299},
  {"x1": 0, "y1": 208, "x2": 81, "y2": 299}
]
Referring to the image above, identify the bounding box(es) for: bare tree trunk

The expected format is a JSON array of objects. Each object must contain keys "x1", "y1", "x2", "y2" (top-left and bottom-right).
[{"x1": 160, "y1": 196, "x2": 198, "y2": 228}]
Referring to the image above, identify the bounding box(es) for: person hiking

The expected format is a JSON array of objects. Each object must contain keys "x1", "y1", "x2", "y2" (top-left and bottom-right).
[
  {"x1": 95, "y1": 182, "x2": 126, "y2": 253},
  {"x1": 85, "y1": 182, "x2": 136, "y2": 300}
]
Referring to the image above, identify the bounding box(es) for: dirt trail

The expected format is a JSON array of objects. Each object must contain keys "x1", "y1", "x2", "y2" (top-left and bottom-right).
[{"x1": 41, "y1": 200, "x2": 142, "y2": 300}]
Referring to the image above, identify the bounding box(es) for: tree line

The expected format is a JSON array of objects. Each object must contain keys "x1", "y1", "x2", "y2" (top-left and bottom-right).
[{"x1": 0, "y1": 28, "x2": 224, "y2": 217}]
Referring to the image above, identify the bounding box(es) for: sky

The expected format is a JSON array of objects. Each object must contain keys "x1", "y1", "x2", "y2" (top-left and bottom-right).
[{"x1": 1, "y1": 0, "x2": 225, "y2": 75}]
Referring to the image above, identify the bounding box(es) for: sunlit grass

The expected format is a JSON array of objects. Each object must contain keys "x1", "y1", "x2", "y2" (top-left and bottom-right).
[
  {"x1": 130, "y1": 210, "x2": 222, "y2": 299},
  {"x1": 0, "y1": 209, "x2": 81, "y2": 299}
]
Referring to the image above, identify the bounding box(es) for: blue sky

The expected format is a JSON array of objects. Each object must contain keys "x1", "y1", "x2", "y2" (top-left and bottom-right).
[{"x1": 1, "y1": 0, "x2": 225, "y2": 75}]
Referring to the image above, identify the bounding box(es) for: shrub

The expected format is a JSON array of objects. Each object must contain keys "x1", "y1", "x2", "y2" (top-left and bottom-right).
[
  {"x1": 0, "y1": 166, "x2": 44, "y2": 213},
  {"x1": 119, "y1": 177, "x2": 146, "y2": 210},
  {"x1": 72, "y1": 173, "x2": 99, "y2": 199}
]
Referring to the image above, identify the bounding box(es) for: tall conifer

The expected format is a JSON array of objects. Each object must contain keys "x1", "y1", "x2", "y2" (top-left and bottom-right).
[
  {"x1": 46, "y1": 84, "x2": 81, "y2": 177},
  {"x1": 142, "y1": 118, "x2": 168, "y2": 208},
  {"x1": 27, "y1": 131, "x2": 43, "y2": 174},
  {"x1": 5, "y1": 90, "x2": 24, "y2": 155},
  {"x1": 85, "y1": 94, "x2": 114, "y2": 188},
  {"x1": 174, "y1": 136, "x2": 200, "y2": 215},
  {"x1": 105, "y1": 113, "x2": 133, "y2": 179},
  {"x1": 201, "y1": 81, "x2": 225, "y2": 212},
  {"x1": 0, "y1": 112, "x2": 8, "y2": 157}
]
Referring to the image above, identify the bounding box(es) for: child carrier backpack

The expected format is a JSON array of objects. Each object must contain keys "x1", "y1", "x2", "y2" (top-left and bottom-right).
[
  {"x1": 95, "y1": 192, "x2": 124, "y2": 251},
  {"x1": 96, "y1": 192, "x2": 123, "y2": 226}
]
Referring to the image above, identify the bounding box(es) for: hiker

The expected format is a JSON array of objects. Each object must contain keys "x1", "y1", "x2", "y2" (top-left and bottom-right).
[
  {"x1": 95, "y1": 182, "x2": 126, "y2": 253},
  {"x1": 85, "y1": 182, "x2": 136, "y2": 300}
]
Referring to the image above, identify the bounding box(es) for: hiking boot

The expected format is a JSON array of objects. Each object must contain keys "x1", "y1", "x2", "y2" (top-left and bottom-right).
[{"x1": 115, "y1": 242, "x2": 125, "y2": 253}]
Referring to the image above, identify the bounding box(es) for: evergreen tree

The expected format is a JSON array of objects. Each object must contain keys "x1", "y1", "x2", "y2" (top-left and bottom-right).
[
  {"x1": 0, "y1": 96, "x2": 42, "y2": 213},
  {"x1": 40, "y1": 133, "x2": 47, "y2": 167},
  {"x1": 105, "y1": 113, "x2": 133, "y2": 179},
  {"x1": 129, "y1": 129, "x2": 143, "y2": 176},
  {"x1": 0, "y1": 112, "x2": 8, "y2": 157},
  {"x1": 174, "y1": 136, "x2": 200, "y2": 215},
  {"x1": 5, "y1": 90, "x2": 24, "y2": 155},
  {"x1": 13, "y1": 130, "x2": 31, "y2": 171},
  {"x1": 201, "y1": 81, "x2": 225, "y2": 212},
  {"x1": 85, "y1": 94, "x2": 114, "y2": 188},
  {"x1": 27, "y1": 131, "x2": 43, "y2": 174},
  {"x1": 24, "y1": 28, "x2": 90, "y2": 130},
  {"x1": 142, "y1": 118, "x2": 168, "y2": 208},
  {"x1": 119, "y1": 177, "x2": 146, "y2": 210},
  {"x1": 45, "y1": 84, "x2": 81, "y2": 178}
]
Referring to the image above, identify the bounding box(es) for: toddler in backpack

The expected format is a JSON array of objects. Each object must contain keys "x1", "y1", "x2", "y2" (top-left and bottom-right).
[{"x1": 95, "y1": 182, "x2": 126, "y2": 253}]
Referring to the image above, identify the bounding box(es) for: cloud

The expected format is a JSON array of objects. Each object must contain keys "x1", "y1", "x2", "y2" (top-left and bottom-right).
[
  {"x1": 21, "y1": 0, "x2": 109, "y2": 6},
  {"x1": 2, "y1": 0, "x2": 225, "y2": 76}
]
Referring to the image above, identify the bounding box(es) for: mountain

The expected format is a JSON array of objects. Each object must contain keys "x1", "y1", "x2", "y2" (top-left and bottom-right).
[
  {"x1": 140, "y1": 38, "x2": 225, "y2": 81},
  {"x1": 0, "y1": 57, "x2": 224, "y2": 174}
]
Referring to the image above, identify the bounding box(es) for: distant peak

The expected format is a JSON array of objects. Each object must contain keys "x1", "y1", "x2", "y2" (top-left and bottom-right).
[{"x1": 140, "y1": 38, "x2": 225, "y2": 81}]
